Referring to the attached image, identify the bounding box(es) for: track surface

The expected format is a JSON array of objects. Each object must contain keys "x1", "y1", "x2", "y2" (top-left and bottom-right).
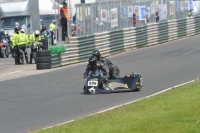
[{"x1": 1, "y1": 36, "x2": 200, "y2": 133}]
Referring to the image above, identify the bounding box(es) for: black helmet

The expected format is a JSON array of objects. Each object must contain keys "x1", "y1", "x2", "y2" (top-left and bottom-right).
[
  {"x1": 92, "y1": 50, "x2": 101, "y2": 60},
  {"x1": 14, "y1": 26, "x2": 20, "y2": 32},
  {"x1": 42, "y1": 24, "x2": 47, "y2": 30},
  {"x1": 89, "y1": 56, "x2": 97, "y2": 67}
]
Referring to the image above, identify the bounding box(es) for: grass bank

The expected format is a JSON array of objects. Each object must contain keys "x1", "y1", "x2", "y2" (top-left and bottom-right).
[{"x1": 34, "y1": 80, "x2": 200, "y2": 133}]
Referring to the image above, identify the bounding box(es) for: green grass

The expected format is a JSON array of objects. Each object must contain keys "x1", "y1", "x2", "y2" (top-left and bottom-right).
[{"x1": 34, "y1": 80, "x2": 200, "y2": 133}]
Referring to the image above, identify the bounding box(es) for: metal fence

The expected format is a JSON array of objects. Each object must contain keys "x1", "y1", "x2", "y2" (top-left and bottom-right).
[{"x1": 73, "y1": 0, "x2": 200, "y2": 37}]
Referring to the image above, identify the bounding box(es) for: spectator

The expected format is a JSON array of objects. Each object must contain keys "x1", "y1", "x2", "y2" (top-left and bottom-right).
[
  {"x1": 188, "y1": 10, "x2": 192, "y2": 17},
  {"x1": 73, "y1": 13, "x2": 76, "y2": 24},
  {"x1": 156, "y1": 11, "x2": 159, "y2": 23},
  {"x1": 133, "y1": 13, "x2": 136, "y2": 27},
  {"x1": 60, "y1": 0, "x2": 71, "y2": 41},
  {"x1": 40, "y1": 19, "x2": 45, "y2": 30},
  {"x1": 40, "y1": 24, "x2": 47, "y2": 35},
  {"x1": 146, "y1": 15, "x2": 149, "y2": 23},
  {"x1": 49, "y1": 20, "x2": 56, "y2": 30},
  {"x1": 42, "y1": 28, "x2": 51, "y2": 45}
]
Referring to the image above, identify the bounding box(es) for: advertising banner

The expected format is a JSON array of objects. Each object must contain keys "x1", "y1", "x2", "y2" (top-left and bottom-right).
[
  {"x1": 128, "y1": 6, "x2": 133, "y2": 17},
  {"x1": 151, "y1": 4, "x2": 158, "y2": 14},
  {"x1": 146, "y1": 7, "x2": 151, "y2": 18},
  {"x1": 134, "y1": 5, "x2": 140, "y2": 19},
  {"x1": 169, "y1": 1, "x2": 175, "y2": 15},
  {"x1": 101, "y1": 9, "x2": 107, "y2": 22},
  {"x1": 189, "y1": 1, "x2": 194, "y2": 11},
  {"x1": 176, "y1": 1, "x2": 180, "y2": 11},
  {"x1": 180, "y1": 1, "x2": 185, "y2": 11},
  {"x1": 111, "y1": 8, "x2": 118, "y2": 28},
  {"x1": 139, "y1": 6, "x2": 146, "y2": 20},
  {"x1": 122, "y1": 6, "x2": 127, "y2": 18},
  {"x1": 159, "y1": 4, "x2": 168, "y2": 21},
  {"x1": 185, "y1": 1, "x2": 189, "y2": 10},
  {"x1": 193, "y1": 1, "x2": 200, "y2": 15}
]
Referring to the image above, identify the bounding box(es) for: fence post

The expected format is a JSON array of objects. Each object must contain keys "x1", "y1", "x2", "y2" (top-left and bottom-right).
[{"x1": 67, "y1": 20, "x2": 72, "y2": 44}]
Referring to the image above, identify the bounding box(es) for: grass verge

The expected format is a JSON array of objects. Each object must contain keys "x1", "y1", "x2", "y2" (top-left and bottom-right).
[{"x1": 34, "y1": 80, "x2": 200, "y2": 133}]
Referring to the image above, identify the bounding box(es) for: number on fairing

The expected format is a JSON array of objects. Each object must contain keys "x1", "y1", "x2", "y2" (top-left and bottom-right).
[{"x1": 88, "y1": 81, "x2": 98, "y2": 86}]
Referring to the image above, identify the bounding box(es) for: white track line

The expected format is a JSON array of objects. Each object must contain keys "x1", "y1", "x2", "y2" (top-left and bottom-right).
[
  {"x1": 0, "y1": 70, "x2": 23, "y2": 76},
  {"x1": 35, "y1": 78, "x2": 198, "y2": 132}
]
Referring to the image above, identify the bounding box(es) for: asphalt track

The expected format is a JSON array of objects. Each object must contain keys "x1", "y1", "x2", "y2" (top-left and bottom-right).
[{"x1": 1, "y1": 35, "x2": 200, "y2": 133}]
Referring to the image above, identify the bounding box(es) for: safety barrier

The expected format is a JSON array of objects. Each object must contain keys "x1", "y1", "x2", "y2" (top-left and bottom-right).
[
  {"x1": 50, "y1": 54, "x2": 61, "y2": 68},
  {"x1": 55, "y1": 16, "x2": 200, "y2": 67}
]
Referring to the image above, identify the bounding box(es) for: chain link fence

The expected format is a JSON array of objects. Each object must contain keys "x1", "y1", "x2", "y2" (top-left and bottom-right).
[{"x1": 73, "y1": 0, "x2": 200, "y2": 37}]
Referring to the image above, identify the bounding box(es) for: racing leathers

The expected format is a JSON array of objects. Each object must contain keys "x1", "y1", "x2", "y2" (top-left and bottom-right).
[
  {"x1": 98, "y1": 57, "x2": 120, "y2": 79},
  {"x1": 83, "y1": 61, "x2": 110, "y2": 79}
]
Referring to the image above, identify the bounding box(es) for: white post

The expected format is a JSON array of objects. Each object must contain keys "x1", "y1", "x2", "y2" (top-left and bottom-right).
[{"x1": 55, "y1": 0, "x2": 57, "y2": 41}]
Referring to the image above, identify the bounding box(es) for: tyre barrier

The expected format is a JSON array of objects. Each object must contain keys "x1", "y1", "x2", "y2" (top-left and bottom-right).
[
  {"x1": 42, "y1": 39, "x2": 49, "y2": 50},
  {"x1": 36, "y1": 50, "x2": 51, "y2": 70}
]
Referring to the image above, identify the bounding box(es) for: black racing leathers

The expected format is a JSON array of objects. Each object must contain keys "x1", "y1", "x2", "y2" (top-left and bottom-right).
[
  {"x1": 83, "y1": 61, "x2": 110, "y2": 79},
  {"x1": 99, "y1": 57, "x2": 120, "y2": 79}
]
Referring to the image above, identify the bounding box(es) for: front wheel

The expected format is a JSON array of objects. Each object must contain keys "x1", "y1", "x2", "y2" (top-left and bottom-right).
[
  {"x1": 6, "y1": 46, "x2": 10, "y2": 58},
  {"x1": 0, "y1": 47, "x2": 6, "y2": 58}
]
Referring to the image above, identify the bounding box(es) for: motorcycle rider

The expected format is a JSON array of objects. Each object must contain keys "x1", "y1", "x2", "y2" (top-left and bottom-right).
[
  {"x1": 29, "y1": 30, "x2": 42, "y2": 64},
  {"x1": 12, "y1": 26, "x2": 21, "y2": 65},
  {"x1": 92, "y1": 50, "x2": 120, "y2": 79},
  {"x1": 16, "y1": 28, "x2": 29, "y2": 64},
  {"x1": 3, "y1": 31, "x2": 10, "y2": 43},
  {"x1": 83, "y1": 56, "x2": 110, "y2": 79}
]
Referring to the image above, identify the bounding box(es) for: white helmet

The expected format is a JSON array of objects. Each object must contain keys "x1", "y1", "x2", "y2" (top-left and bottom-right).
[
  {"x1": 4, "y1": 31, "x2": 8, "y2": 35},
  {"x1": 34, "y1": 30, "x2": 40, "y2": 35},
  {"x1": 20, "y1": 28, "x2": 25, "y2": 33},
  {"x1": 15, "y1": 22, "x2": 19, "y2": 26}
]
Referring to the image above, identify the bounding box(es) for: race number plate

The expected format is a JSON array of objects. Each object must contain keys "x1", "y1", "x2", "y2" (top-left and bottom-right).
[{"x1": 88, "y1": 81, "x2": 98, "y2": 86}]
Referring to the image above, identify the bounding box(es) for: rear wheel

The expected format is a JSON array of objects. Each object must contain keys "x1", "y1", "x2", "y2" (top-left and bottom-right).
[{"x1": 6, "y1": 46, "x2": 10, "y2": 58}]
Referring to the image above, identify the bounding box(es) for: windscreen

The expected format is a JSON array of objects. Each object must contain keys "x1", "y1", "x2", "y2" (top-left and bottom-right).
[
  {"x1": 1, "y1": 16, "x2": 27, "y2": 29},
  {"x1": 91, "y1": 69, "x2": 103, "y2": 77}
]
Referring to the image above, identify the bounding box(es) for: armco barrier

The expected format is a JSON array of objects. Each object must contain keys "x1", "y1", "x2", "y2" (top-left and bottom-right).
[
  {"x1": 50, "y1": 54, "x2": 61, "y2": 68},
  {"x1": 58, "y1": 16, "x2": 200, "y2": 67}
]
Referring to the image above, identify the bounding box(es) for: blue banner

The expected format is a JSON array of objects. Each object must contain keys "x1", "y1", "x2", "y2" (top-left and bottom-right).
[
  {"x1": 140, "y1": 6, "x2": 146, "y2": 20},
  {"x1": 176, "y1": 1, "x2": 180, "y2": 11},
  {"x1": 189, "y1": 1, "x2": 194, "y2": 11},
  {"x1": 122, "y1": 6, "x2": 127, "y2": 18}
]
